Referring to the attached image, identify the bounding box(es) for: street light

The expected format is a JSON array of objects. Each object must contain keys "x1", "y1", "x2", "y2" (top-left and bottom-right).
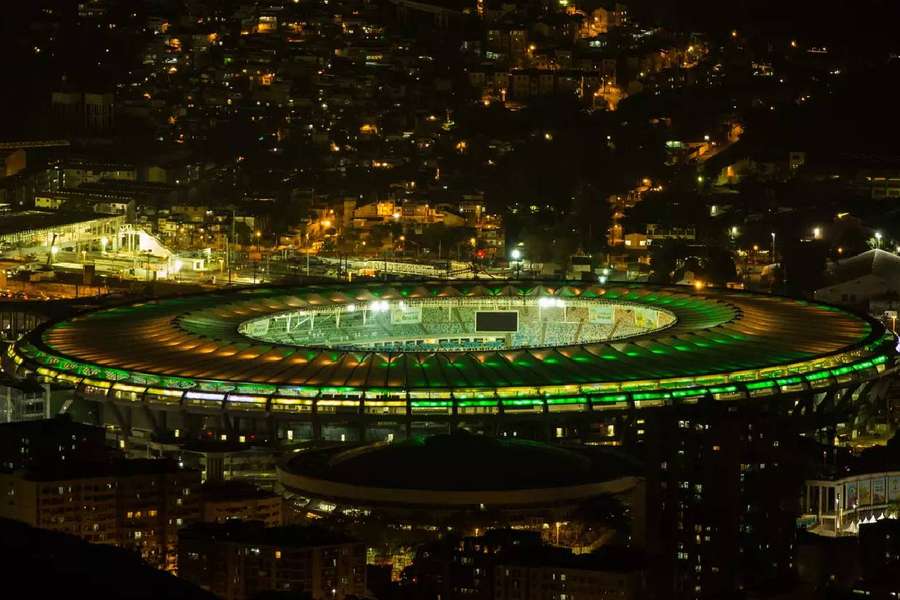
[
  {"x1": 770, "y1": 232, "x2": 776, "y2": 259},
  {"x1": 510, "y1": 248, "x2": 523, "y2": 279},
  {"x1": 875, "y1": 231, "x2": 883, "y2": 249},
  {"x1": 813, "y1": 226, "x2": 822, "y2": 240}
]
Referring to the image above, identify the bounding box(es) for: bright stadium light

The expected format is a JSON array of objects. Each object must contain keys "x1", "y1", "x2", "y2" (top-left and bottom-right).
[
  {"x1": 369, "y1": 300, "x2": 389, "y2": 312},
  {"x1": 538, "y1": 297, "x2": 564, "y2": 308}
]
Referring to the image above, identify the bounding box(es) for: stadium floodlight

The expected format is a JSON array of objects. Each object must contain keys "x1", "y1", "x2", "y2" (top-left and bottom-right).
[
  {"x1": 369, "y1": 300, "x2": 389, "y2": 312},
  {"x1": 538, "y1": 297, "x2": 564, "y2": 308}
]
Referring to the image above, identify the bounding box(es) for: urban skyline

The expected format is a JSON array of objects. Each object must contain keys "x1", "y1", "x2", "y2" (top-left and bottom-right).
[{"x1": 2, "y1": 1, "x2": 900, "y2": 599}]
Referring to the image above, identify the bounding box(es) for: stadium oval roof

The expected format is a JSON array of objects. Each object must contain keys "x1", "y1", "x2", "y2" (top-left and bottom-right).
[
  {"x1": 8, "y1": 282, "x2": 895, "y2": 410},
  {"x1": 279, "y1": 432, "x2": 644, "y2": 509},
  {"x1": 286, "y1": 432, "x2": 629, "y2": 491}
]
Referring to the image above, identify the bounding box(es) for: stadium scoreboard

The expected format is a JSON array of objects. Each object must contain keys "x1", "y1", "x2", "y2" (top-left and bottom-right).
[{"x1": 475, "y1": 310, "x2": 519, "y2": 332}]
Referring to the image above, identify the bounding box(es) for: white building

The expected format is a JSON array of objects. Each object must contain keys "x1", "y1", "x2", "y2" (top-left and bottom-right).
[{"x1": 815, "y1": 249, "x2": 900, "y2": 308}]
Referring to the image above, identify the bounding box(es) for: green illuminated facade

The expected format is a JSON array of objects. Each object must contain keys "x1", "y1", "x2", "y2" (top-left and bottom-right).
[{"x1": 6, "y1": 282, "x2": 896, "y2": 421}]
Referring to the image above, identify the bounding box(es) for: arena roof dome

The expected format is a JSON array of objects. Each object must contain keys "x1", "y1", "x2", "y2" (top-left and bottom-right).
[
  {"x1": 279, "y1": 432, "x2": 642, "y2": 510},
  {"x1": 7, "y1": 282, "x2": 895, "y2": 416},
  {"x1": 287, "y1": 431, "x2": 638, "y2": 491}
]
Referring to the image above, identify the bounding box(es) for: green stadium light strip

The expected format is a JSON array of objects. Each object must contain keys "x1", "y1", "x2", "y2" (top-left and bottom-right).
[
  {"x1": 20, "y1": 350, "x2": 894, "y2": 404},
  {"x1": 501, "y1": 399, "x2": 541, "y2": 406},
  {"x1": 632, "y1": 391, "x2": 672, "y2": 401},
  {"x1": 593, "y1": 394, "x2": 629, "y2": 403},
  {"x1": 671, "y1": 388, "x2": 708, "y2": 398},
  {"x1": 708, "y1": 385, "x2": 739, "y2": 394},
  {"x1": 546, "y1": 397, "x2": 588, "y2": 405},
  {"x1": 804, "y1": 371, "x2": 832, "y2": 382},
  {"x1": 410, "y1": 401, "x2": 452, "y2": 408}
]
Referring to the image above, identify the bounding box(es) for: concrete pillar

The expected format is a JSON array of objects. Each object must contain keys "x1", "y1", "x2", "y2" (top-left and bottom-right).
[
  {"x1": 206, "y1": 454, "x2": 225, "y2": 483},
  {"x1": 44, "y1": 383, "x2": 52, "y2": 418}
]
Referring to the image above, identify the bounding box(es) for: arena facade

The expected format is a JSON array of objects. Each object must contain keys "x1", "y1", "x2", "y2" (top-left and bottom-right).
[{"x1": 4, "y1": 282, "x2": 897, "y2": 444}]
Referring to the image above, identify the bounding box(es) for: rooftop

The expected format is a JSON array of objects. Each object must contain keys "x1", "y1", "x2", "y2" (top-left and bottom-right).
[
  {"x1": 826, "y1": 249, "x2": 900, "y2": 287},
  {"x1": 0, "y1": 210, "x2": 118, "y2": 236}
]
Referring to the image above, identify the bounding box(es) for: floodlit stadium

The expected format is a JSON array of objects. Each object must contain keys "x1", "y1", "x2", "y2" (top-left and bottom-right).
[{"x1": 4, "y1": 282, "x2": 897, "y2": 441}]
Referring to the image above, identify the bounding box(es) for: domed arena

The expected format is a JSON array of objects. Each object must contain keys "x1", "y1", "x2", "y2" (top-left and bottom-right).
[{"x1": 278, "y1": 431, "x2": 644, "y2": 523}]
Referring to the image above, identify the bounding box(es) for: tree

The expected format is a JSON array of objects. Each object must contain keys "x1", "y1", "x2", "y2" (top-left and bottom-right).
[
  {"x1": 568, "y1": 180, "x2": 611, "y2": 253},
  {"x1": 649, "y1": 239, "x2": 690, "y2": 283},
  {"x1": 704, "y1": 247, "x2": 738, "y2": 286},
  {"x1": 781, "y1": 239, "x2": 828, "y2": 296}
]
